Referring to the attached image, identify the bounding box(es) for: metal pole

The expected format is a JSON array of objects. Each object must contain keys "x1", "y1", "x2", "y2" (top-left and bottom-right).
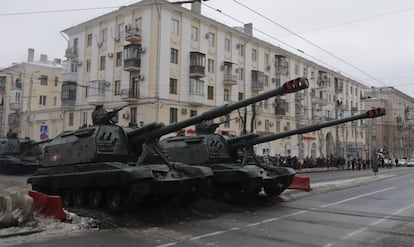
[{"x1": 25, "y1": 71, "x2": 40, "y2": 138}]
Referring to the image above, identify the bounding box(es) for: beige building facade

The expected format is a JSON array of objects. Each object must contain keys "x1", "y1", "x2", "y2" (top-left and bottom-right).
[
  {"x1": 60, "y1": 0, "x2": 370, "y2": 159},
  {"x1": 0, "y1": 49, "x2": 63, "y2": 140},
  {"x1": 364, "y1": 87, "x2": 414, "y2": 159}
]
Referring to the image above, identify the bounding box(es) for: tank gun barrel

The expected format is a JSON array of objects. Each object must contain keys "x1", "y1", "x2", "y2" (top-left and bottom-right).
[
  {"x1": 229, "y1": 107, "x2": 385, "y2": 149},
  {"x1": 129, "y1": 77, "x2": 308, "y2": 144}
]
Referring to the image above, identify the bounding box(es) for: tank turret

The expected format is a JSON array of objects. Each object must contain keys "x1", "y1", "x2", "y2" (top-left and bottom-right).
[
  {"x1": 225, "y1": 108, "x2": 386, "y2": 196},
  {"x1": 159, "y1": 78, "x2": 309, "y2": 202},
  {"x1": 28, "y1": 77, "x2": 308, "y2": 212}
]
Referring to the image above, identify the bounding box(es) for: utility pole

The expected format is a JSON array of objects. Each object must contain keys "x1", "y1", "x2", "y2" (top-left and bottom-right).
[{"x1": 25, "y1": 71, "x2": 40, "y2": 138}]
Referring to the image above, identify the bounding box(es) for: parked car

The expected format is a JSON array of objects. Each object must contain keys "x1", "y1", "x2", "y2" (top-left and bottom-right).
[
  {"x1": 398, "y1": 158, "x2": 408, "y2": 167},
  {"x1": 406, "y1": 159, "x2": 414, "y2": 167}
]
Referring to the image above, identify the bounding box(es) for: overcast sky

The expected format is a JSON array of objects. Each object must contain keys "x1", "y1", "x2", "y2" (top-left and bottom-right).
[{"x1": 2, "y1": 0, "x2": 414, "y2": 96}]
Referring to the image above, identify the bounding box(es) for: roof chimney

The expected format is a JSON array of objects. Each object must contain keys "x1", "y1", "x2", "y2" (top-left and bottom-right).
[
  {"x1": 191, "y1": 0, "x2": 202, "y2": 14},
  {"x1": 40, "y1": 54, "x2": 48, "y2": 63},
  {"x1": 244, "y1": 23, "x2": 253, "y2": 36},
  {"x1": 28, "y1": 48, "x2": 35, "y2": 62}
]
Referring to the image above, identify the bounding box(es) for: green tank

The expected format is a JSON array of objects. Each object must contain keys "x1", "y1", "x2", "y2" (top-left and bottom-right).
[
  {"x1": 160, "y1": 78, "x2": 310, "y2": 202},
  {"x1": 27, "y1": 77, "x2": 307, "y2": 213},
  {"x1": 227, "y1": 107, "x2": 386, "y2": 197},
  {"x1": 0, "y1": 135, "x2": 43, "y2": 175}
]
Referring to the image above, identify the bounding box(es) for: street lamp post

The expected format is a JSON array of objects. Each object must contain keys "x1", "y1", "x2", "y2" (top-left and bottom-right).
[{"x1": 25, "y1": 71, "x2": 40, "y2": 138}]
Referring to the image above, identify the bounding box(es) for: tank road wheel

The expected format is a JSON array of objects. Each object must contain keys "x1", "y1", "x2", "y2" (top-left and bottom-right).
[
  {"x1": 221, "y1": 185, "x2": 238, "y2": 203},
  {"x1": 61, "y1": 190, "x2": 72, "y2": 208},
  {"x1": 264, "y1": 185, "x2": 282, "y2": 197},
  {"x1": 89, "y1": 189, "x2": 103, "y2": 209},
  {"x1": 72, "y1": 189, "x2": 85, "y2": 207},
  {"x1": 106, "y1": 189, "x2": 126, "y2": 214}
]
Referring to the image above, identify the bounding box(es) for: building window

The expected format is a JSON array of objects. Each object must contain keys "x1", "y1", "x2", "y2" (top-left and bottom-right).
[
  {"x1": 87, "y1": 33, "x2": 92, "y2": 47},
  {"x1": 303, "y1": 68, "x2": 307, "y2": 77},
  {"x1": 208, "y1": 59, "x2": 214, "y2": 73},
  {"x1": 118, "y1": 23, "x2": 125, "y2": 38},
  {"x1": 114, "y1": 80, "x2": 121, "y2": 95},
  {"x1": 191, "y1": 26, "x2": 198, "y2": 41},
  {"x1": 100, "y1": 56, "x2": 106, "y2": 70},
  {"x1": 170, "y1": 48, "x2": 178, "y2": 64},
  {"x1": 238, "y1": 68, "x2": 244, "y2": 80},
  {"x1": 238, "y1": 44, "x2": 244, "y2": 56},
  {"x1": 294, "y1": 64, "x2": 299, "y2": 75},
  {"x1": 190, "y1": 110, "x2": 197, "y2": 117},
  {"x1": 116, "y1": 52, "x2": 122, "y2": 67},
  {"x1": 238, "y1": 92, "x2": 244, "y2": 101},
  {"x1": 102, "y1": 28, "x2": 108, "y2": 43},
  {"x1": 53, "y1": 96, "x2": 57, "y2": 106},
  {"x1": 171, "y1": 19, "x2": 179, "y2": 34},
  {"x1": 264, "y1": 53, "x2": 269, "y2": 65},
  {"x1": 224, "y1": 88, "x2": 230, "y2": 102},
  {"x1": 208, "y1": 32, "x2": 215, "y2": 47},
  {"x1": 252, "y1": 49, "x2": 257, "y2": 61},
  {"x1": 225, "y1": 38, "x2": 230, "y2": 52},
  {"x1": 39, "y1": 95, "x2": 46, "y2": 105},
  {"x1": 130, "y1": 107, "x2": 137, "y2": 123},
  {"x1": 40, "y1": 75, "x2": 48, "y2": 85},
  {"x1": 207, "y1": 86, "x2": 214, "y2": 100},
  {"x1": 264, "y1": 75, "x2": 269, "y2": 87},
  {"x1": 54, "y1": 76, "x2": 58, "y2": 86},
  {"x1": 86, "y1": 59, "x2": 91, "y2": 72},
  {"x1": 224, "y1": 114, "x2": 230, "y2": 128},
  {"x1": 189, "y1": 79, "x2": 204, "y2": 95},
  {"x1": 135, "y1": 17, "x2": 142, "y2": 31},
  {"x1": 68, "y1": 112, "x2": 74, "y2": 126},
  {"x1": 170, "y1": 78, "x2": 177, "y2": 94},
  {"x1": 82, "y1": 111, "x2": 88, "y2": 126},
  {"x1": 170, "y1": 108, "x2": 178, "y2": 123}
]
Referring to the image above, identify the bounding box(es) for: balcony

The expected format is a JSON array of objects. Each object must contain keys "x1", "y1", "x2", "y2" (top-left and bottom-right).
[
  {"x1": 87, "y1": 80, "x2": 107, "y2": 105},
  {"x1": 124, "y1": 44, "x2": 142, "y2": 72},
  {"x1": 351, "y1": 107, "x2": 359, "y2": 113},
  {"x1": 223, "y1": 74, "x2": 237, "y2": 86},
  {"x1": 190, "y1": 52, "x2": 206, "y2": 78},
  {"x1": 65, "y1": 47, "x2": 78, "y2": 59},
  {"x1": 121, "y1": 88, "x2": 140, "y2": 102},
  {"x1": 251, "y1": 70, "x2": 265, "y2": 91},
  {"x1": 61, "y1": 82, "x2": 77, "y2": 109},
  {"x1": 310, "y1": 89, "x2": 328, "y2": 106},
  {"x1": 9, "y1": 102, "x2": 22, "y2": 111},
  {"x1": 274, "y1": 55, "x2": 288, "y2": 76},
  {"x1": 125, "y1": 28, "x2": 142, "y2": 43},
  {"x1": 188, "y1": 94, "x2": 206, "y2": 106},
  {"x1": 274, "y1": 107, "x2": 286, "y2": 116},
  {"x1": 189, "y1": 65, "x2": 205, "y2": 78}
]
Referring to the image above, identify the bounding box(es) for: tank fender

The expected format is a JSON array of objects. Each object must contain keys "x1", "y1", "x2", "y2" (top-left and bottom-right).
[
  {"x1": 172, "y1": 162, "x2": 214, "y2": 177},
  {"x1": 265, "y1": 166, "x2": 296, "y2": 176}
]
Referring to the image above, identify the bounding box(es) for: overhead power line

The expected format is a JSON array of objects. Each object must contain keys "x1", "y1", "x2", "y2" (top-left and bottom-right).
[
  {"x1": 230, "y1": 0, "x2": 388, "y2": 87},
  {"x1": 0, "y1": 7, "x2": 120, "y2": 17}
]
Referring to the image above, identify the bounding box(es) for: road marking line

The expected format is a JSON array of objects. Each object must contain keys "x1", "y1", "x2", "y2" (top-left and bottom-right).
[
  {"x1": 323, "y1": 202, "x2": 414, "y2": 247},
  {"x1": 190, "y1": 230, "x2": 226, "y2": 240},
  {"x1": 320, "y1": 187, "x2": 395, "y2": 208},
  {"x1": 157, "y1": 187, "x2": 395, "y2": 247}
]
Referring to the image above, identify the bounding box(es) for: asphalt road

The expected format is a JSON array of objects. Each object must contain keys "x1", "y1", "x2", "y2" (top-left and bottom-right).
[{"x1": 3, "y1": 167, "x2": 414, "y2": 247}]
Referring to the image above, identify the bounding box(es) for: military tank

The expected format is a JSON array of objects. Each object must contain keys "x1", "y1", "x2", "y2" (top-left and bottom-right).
[
  {"x1": 0, "y1": 135, "x2": 44, "y2": 175},
  {"x1": 160, "y1": 77, "x2": 309, "y2": 202},
  {"x1": 27, "y1": 77, "x2": 307, "y2": 213},
  {"x1": 227, "y1": 107, "x2": 386, "y2": 197}
]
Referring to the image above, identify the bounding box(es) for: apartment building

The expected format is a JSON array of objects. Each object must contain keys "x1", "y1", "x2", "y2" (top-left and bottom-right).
[
  {"x1": 0, "y1": 49, "x2": 63, "y2": 140},
  {"x1": 60, "y1": 0, "x2": 368, "y2": 159},
  {"x1": 364, "y1": 87, "x2": 414, "y2": 159}
]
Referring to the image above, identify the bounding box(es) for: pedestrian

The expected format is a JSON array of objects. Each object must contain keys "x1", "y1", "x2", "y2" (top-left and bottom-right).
[{"x1": 395, "y1": 158, "x2": 399, "y2": 167}]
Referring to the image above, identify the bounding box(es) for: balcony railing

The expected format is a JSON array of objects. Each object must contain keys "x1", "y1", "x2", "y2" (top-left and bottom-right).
[
  {"x1": 223, "y1": 74, "x2": 237, "y2": 86},
  {"x1": 189, "y1": 65, "x2": 205, "y2": 78},
  {"x1": 65, "y1": 47, "x2": 78, "y2": 59},
  {"x1": 251, "y1": 81, "x2": 264, "y2": 91},
  {"x1": 124, "y1": 58, "x2": 141, "y2": 72},
  {"x1": 125, "y1": 28, "x2": 142, "y2": 43},
  {"x1": 121, "y1": 88, "x2": 140, "y2": 102},
  {"x1": 9, "y1": 102, "x2": 22, "y2": 111}
]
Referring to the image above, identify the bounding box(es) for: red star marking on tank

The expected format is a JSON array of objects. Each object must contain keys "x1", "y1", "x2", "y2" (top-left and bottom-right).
[{"x1": 50, "y1": 154, "x2": 60, "y2": 161}]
